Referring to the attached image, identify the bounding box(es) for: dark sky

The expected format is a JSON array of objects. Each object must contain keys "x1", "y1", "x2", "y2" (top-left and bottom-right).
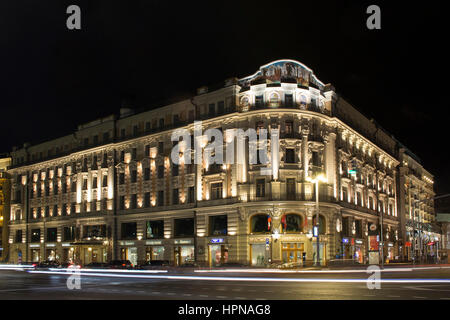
[{"x1": 1, "y1": 1, "x2": 449, "y2": 194}]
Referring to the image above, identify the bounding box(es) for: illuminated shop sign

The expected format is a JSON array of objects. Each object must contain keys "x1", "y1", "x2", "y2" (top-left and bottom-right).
[
  {"x1": 29, "y1": 244, "x2": 40, "y2": 248},
  {"x1": 388, "y1": 243, "x2": 394, "y2": 247},
  {"x1": 46, "y1": 243, "x2": 56, "y2": 247},
  {"x1": 62, "y1": 243, "x2": 72, "y2": 247},
  {"x1": 342, "y1": 238, "x2": 349, "y2": 244},
  {"x1": 210, "y1": 238, "x2": 224, "y2": 244},
  {"x1": 174, "y1": 239, "x2": 193, "y2": 245},
  {"x1": 146, "y1": 240, "x2": 162, "y2": 246},
  {"x1": 119, "y1": 241, "x2": 135, "y2": 246},
  {"x1": 355, "y1": 240, "x2": 363, "y2": 245}
]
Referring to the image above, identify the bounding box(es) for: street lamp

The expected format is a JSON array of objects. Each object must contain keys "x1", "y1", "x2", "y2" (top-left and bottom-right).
[{"x1": 306, "y1": 173, "x2": 328, "y2": 266}]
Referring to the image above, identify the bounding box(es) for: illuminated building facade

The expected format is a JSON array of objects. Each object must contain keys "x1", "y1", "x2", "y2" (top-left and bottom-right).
[
  {"x1": 0, "y1": 155, "x2": 11, "y2": 262},
  {"x1": 7, "y1": 60, "x2": 436, "y2": 266}
]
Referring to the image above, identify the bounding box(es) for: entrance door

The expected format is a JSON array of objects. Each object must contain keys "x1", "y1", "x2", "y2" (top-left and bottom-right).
[
  {"x1": 251, "y1": 244, "x2": 266, "y2": 266},
  {"x1": 128, "y1": 247, "x2": 138, "y2": 266},
  {"x1": 282, "y1": 243, "x2": 304, "y2": 265},
  {"x1": 210, "y1": 245, "x2": 228, "y2": 267}
]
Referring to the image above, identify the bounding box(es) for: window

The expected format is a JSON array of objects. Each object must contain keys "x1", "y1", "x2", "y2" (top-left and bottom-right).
[
  {"x1": 281, "y1": 214, "x2": 303, "y2": 233},
  {"x1": 173, "y1": 114, "x2": 180, "y2": 124},
  {"x1": 119, "y1": 173, "x2": 125, "y2": 184},
  {"x1": 130, "y1": 194, "x2": 137, "y2": 209},
  {"x1": 157, "y1": 190, "x2": 164, "y2": 206},
  {"x1": 172, "y1": 164, "x2": 179, "y2": 176},
  {"x1": 342, "y1": 217, "x2": 349, "y2": 236},
  {"x1": 121, "y1": 222, "x2": 137, "y2": 240},
  {"x1": 210, "y1": 182, "x2": 223, "y2": 200},
  {"x1": 145, "y1": 145, "x2": 150, "y2": 156},
  {"x1": 250, "y1": 215, "x2": 270, "y2": 233},
  {"x1": 209, "y1": 215, "x2": 227, "y2": 236},
  {"x1": 144, "y1": 192, "x2": 150, "y2": 207},
  {"x1": 159, "y1": 118, "x2": 165, "y2": 128},
  {"x1": 369, "y1": 196, "x2": 374, "y2": 210},
  {"x1": 285, "y1": 94, "x2": 293, "y2": 107},
  {"x1": 145, "y1": 122, "x2": 151, "y2": 132},
  {"x1": 174, "y1": 218, "x2": 194, "y2": 237},
  {"x1": 144, "y1": 167, "x2": 150, "y2": 180},
  {"x1": 31, "y1": 229, "x2": 40, "y2": 243},
  {"x1": 172, "y1": 188, "x2": 179, "y2": 205},
  {"x1": 255, "y1": 95, "x2": 263, "y2": 107},
  {"x1": 355, "y1": 220, "x2": 362, "y2": 238},
  {"x1": 157, "y1": 165, "x2": 164, "y2": 179},
  {"x1": 121, "y1": 129, "x2": 126, "y2": 138},
  {"x1": 146, "y1": 220, "x2": 164, "y2": 239},
  {"x1": 356, "y1": 191, "x2": 362, "y2": 206},
  {"x1": 93, "y1": 135, "x2": 98, "y2": 145},
  {"x1": 93, "y1": 177, "x2": 98, "y2": 188},
  {"x1": 285, "y1": 149, "x2": 295, "y2": 163},
  {"x1": 342, "y1": 186, "x2": 348, "y2": 202},
  {"x1": 256, "y1": 179, "x2": 265, "y2": 197},
  {"x1": 132, "y1": 148, "x2": 137, "y2": 160},
  {"x1": 102, "y1": 175, "x2": 108, "y2": 187},
  {"x1": 47, "y1": 228, "x2": 57, "y2": 242},
  {"x1": 103, "y1": 132, "x2": 110, "y2": 142},
  {"x1": 311, "y1": 151, "x2": 320, "y2": 167},
  {"x1": 208, "y1": 103, "x2": 215, "y2": 116},
  {"x1": 119, "y1": 196, "x2": 125, "y2": 210},
  {"x1": 82, "y1": 178, "x2": 87, "y2": 190},
  {"x1": 63, "y1": 226, "x2": 76, "y2": 241},
  {"x1": 158, "y1": 142, "x2": 164, "y2": 154},
  {"x1": 131, "y1": 170, "x2": 137, "y2": 183},
  {"x1": 133, "y1": 125, "x2": 138, "y2": 136},
  {"x1": 285, "y1": 121, "x2": 293, "y2": 135},
  {"x1": 217, "y1": 101, "x2": 225, "y2": 114},
  {"x1": 188, "y1": 186, "x2": 195, "y2": 203},
  {"x1": 15, "y1": 230, "x2": 22, "y2": 243}
]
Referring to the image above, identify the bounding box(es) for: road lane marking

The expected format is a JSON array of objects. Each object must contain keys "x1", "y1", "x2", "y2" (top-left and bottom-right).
[{"x1": 413, "y1": 296, "x2": 426, "y2": 299}]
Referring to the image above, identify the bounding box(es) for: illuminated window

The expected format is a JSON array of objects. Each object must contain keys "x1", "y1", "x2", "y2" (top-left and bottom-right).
[
  {"x1": 269, "y1": 92, "x2": 279, "y2": 107},
  {"x1": 281, "y1": 214, "x2": 303, "y2": 233},
  {"x1": 250, "y1": 215, "x2": 271, "y2": 234}
]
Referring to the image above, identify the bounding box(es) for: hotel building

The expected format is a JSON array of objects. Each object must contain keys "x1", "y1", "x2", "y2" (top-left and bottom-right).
[{"x1": 6, "y1": 60, "x2": 438, "y2": 266}]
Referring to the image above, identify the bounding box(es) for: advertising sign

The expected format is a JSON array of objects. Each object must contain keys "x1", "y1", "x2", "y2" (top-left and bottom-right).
[{"x1": 369, "y1": 235, "x2": 379, "y2": 251}]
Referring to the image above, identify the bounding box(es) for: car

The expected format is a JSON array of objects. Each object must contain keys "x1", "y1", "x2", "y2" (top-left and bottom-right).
[
  {"x1": 107, "y1": 260, "x2": 133, "y2": 269},
  {"x1": 137, "y1": 260, "x2": 170, "y2": 269},
  {"x1": 84, "y1": 262, "x2": 109, "y2": 269},
  {"x1": 35, "y1": 261, "x2": 60, "y2": 269},
  {"x1": 18, "y1": 261, "x2": 38, "y2": 269},
  {"x1": 59, "y1": 262, "x2": 81, "y2": 269}
]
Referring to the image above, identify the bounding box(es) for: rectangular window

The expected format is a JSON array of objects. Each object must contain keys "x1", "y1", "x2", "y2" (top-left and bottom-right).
[
  {"x1": 188, "y1": 186, "x2": 195, "y2": 203},
  {"x1": 159, "y1": 118, "x2": 165, "y2": 128},
  {"x1": 287, "y1": 178, "x2": 296, "y2": 200},
  {"x1": 255, "y1": 95, "x2": 263, "y2": 107},
  {"x1": 63, "y1": 226, "x2": 75, "y2": 241},
  {"x1": 210, "y1": 182, "x2": 223, "y2": 200},
  {"x1": 15, "y1": 230, "x2": 22, "y2": 243},
  {"x1": 121, "y1": 129, "x2": 126, "y2": 138},
  {"x1": 119, "y1": 173, "x2": 125, "y2": 184},
  {"x1": 93, "y1": 177, "x2": 98, "y2": 188},
  {"x1": 285, "y1": 149, "x2": 295, "y2": 163},
  {"x1": 342, "y1": 186, "x2": 348, "y2": 202},
  {"x1": 31, "y1": 229, "x2": 40, "y2": 243},
  {"x1": 285, "y1": 94, "x2": 293, "y2": 107},
  {"x1": 285, "y1": 121, "x2": 293, "y2": 135},
  {"x1": 119, "y1": 196, "x2": 125, "y2": 210},
  {"x1": 172, "y1": 189, "x2": 179, "y2": 205},
  {"x1": 93, "y1": 135, "x2": 98, "y2": 145},
  {"x1": 144, "y1": 192, "x2": 151, "y2": 207},
  {"x1": 102, "y1": 175, "x2": 108, "y2": 187},
  {"x1": 208, "y1": 103, "x2": 215, "y2": 116},
  {"x1": 145, "y1": 122, "x2": 151, "y2": 132},
  {"x1": 209, "y1": 215, "x2": 227, "y2": 236},
  {"x1": 130, "y1": 194, "x2": 137, "y2": 209},
  {"x1": 146, "y1": 220, "x2": 164, "y2": 239},
  {"x1": 174, "y1": 218, "x2": 194, "y2": 237},
  {"x1": 145, "y1": 145, "x2": 150, "y2": 157},
  {"x1": 144, "y1": 167, "x2": 150, "y2": 180},
  {"x1": 157, "y1": 165, "x2": 164, "y2": 179},
  {"x1": 121, "y1": 222, "x2": 137, "y2": 240},
  {"x1": 158, "y1": 142, "x2": 164, "y2": 154},
  {"x1": 172, "y1": 164, "x2": 179, "y2": 176},
  {"x1": 47, "y1": 228, "x2": 57, "y2": 242},
  {"x1": 131, "y1": 170, "x2": 137, "y2": 183},
  {"x1": 103, "y1": 132, "x2": 110, "y2": 142},
  {"x1": 157, "y1": 190, "x2": 164, "y2": 206},
  {"x1": 218, "y1": 101, "x2": 225, "y2": 114},
  {"x1": 256, "y1": 179, "x2": 265, "y2": 197},
  {"x1": 133, "y1": 125, "x2": 138, "y2": 136}
]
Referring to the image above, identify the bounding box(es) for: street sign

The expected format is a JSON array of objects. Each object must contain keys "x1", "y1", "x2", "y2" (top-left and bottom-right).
[
  {"x1": 313, "y1": 226, "x2": 318, "y2": 237},
  {"x1": 265, "y1": 238, "x2": 270, "y2": 245}
]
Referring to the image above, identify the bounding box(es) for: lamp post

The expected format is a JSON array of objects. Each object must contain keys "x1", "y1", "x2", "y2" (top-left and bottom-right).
[{"x1": 306, "y1": 174, "x2": 327, "y2": 266}]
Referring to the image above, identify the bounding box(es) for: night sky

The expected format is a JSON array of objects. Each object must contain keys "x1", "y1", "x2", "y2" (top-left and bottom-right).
[{"x1": 1, "y1": 1, "x2": 449, "y2": 196}]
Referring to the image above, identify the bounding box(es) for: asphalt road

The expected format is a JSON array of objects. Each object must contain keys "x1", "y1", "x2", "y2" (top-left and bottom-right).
[{"x1": 0, "y1": 268, "x2": 449, "y2": 300}]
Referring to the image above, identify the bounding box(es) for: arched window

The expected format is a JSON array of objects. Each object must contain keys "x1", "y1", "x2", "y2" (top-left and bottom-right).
[
  {"x1": 250, "y1": 214, "x2": 271, "y2": 234},
  {"x1": 299, "y1": 95, "x2": 307, "y2": 108},
  {"x1": 312, "y1": 214, "x2": 326, "y2": 234},
  {"x1": 281, "y1": 214, "x2": 303, "y2": 233},
  {"x1": 269, "y1": 92, "x2": 280, "y2": 107}
]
